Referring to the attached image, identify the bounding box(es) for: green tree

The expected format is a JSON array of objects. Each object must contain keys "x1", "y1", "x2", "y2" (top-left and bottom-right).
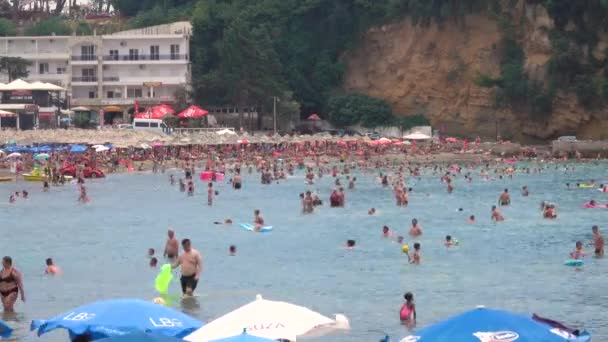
[
  {"x1": 327, "y1": 93, "x2": 393, "y2": 128},
  {"x1": 0, "y1": 57, "x2": 32, "y2": 82},
  {"x1": 393, "y1": 114, "x2": 430, "y2": 135},
  {"x1": 25, "y1": 17, "x2": 71, "y2": 36},
  {"x1": 0, "y1": 18, "x2": 16, "y2": 37}
]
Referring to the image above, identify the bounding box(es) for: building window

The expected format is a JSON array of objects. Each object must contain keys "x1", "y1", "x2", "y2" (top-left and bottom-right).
[
  {"x1": 109, "y1": 49, "x2": 119, "y2": 61},
  {"x1": 57, "y1": 67, "x2": 66, "y2": 74},
  {"x1": 129, "y1": 49, "x2": 139, "y2": 61},
  {"x1": 88, "y1": 91, "x2": 96, "y2": 99},
  {"x1": 39, "y1": 63, "x2": 49, "y2": 74},
  {"x1": 107, "y1": 91, "x2": 114, "y2": 98},
  {"x1": 150, "y1": 45, "x2": 159, "y2": 60},
  {"x1": 170, "y1": 44, "x2": 180, "y2": 60},
  {"x1": 127, "y1": 88, "x2": 143, "y2": 98},
  {"x1": 81, "y1": 68, "x2": 96, "y2": 82},
  {"x1": 81, "y1": 45, "x2": 96, "y2": 60}
]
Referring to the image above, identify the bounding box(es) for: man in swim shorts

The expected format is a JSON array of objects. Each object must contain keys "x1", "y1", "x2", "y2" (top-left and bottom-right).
[
  {"x1": 498, "y1": 189, "x2": 511, "y2": 206},
  {"x1": 172, "y1": 239, "x2": 202, "y2": 296},
  {"x1": 590, "y1": 225, "x2": 604, "y2": 257},
  {"x1": 163, "y1": 229, "x2": 179, "y2": 260}
]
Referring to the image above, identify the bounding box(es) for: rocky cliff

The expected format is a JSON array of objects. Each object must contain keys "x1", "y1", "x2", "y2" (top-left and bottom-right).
[{"x1": 342, "y1": 2, "x2": 608, "y2": 142}]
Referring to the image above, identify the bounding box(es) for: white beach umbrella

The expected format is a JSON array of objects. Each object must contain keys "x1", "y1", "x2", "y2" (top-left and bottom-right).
[
  {"x1": 403, "y1": 132, "x2": 431, "y2": 140},
  {"x1": 217, "y1": 129, "x2": 236, "y2": 136},
  {"x1": 185, "y1": 294, "x2": 349, "y2": 342},
  {"x1": 95, "y1": 146, "x2": 110, "y2": 152},
  {"x1": 7, "y1": 152, "x2": 21, "y2": 158}
]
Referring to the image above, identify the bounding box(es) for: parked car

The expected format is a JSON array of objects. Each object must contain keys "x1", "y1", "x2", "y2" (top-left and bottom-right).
[
  {"x1": 324, "y1": 129, "x2": 362, "y2": 137},
  {"x1": 366, "y1": 132, "x2": 381, "y2": 140},
  {"x1": 61, "y1": 165, "x2": 105, "y2": 178},
  {"x1": 117, "y1": 124, "x2": 133, "y2": 130}
]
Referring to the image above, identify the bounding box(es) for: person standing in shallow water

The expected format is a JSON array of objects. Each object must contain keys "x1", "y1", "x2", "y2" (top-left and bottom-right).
[
  {"x1": 0, "y1": 256, "x2": 25, "y2": 313},
  {"x1": 172, "y1": 239, "x2": 203, "y2": 297},
  {"x1": 164, "y1": 228, "x2": 179, "y2": 261}
]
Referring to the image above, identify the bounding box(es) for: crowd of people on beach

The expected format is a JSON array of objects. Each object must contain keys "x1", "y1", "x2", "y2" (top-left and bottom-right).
[{"x1": 1, "y1": 139, "x2": 606, "y2": 341}]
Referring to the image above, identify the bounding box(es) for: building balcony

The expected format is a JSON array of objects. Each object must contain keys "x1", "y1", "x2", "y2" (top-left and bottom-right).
[
  {"x1": 71, "y1": 96, "x2": 174, "y2": 107},
  {"x1": 27, "y1": 73, "x2": 69, "y2": 82},
  {"x1": 72, "y1": 76, "x2": 98, "y2": 83},
  {"x1": 2, "y1": 51, "x2": 69, "y2": 60},
  {"x1": 100, "y1": 76, "x2": 186, "y2": 85},
  {"x1": 71, "y1": 55, "x2": 98, "y2": 64},
  {"x1": 101, "y1": 54, "x2": 188, "y2": 62}
]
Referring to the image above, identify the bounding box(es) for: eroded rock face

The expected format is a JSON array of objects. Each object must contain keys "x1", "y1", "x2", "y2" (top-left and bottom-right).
[{"x1": 342, "y1": 4, "x2": 608, "y2": 142}]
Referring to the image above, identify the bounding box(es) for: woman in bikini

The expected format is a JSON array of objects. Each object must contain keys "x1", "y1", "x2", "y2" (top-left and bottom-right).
[{"x1": 0, "y1": 256, "x2": 25, "y2": 312}]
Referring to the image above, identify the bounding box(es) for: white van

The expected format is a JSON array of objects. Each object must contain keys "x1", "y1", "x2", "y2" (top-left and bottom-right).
[{"x1": 132, "y1": 118, "x2": 170, "y2": 133}]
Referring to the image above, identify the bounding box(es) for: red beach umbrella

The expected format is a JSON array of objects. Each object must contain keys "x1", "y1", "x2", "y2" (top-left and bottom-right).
[
  {"x1": 307, "y1": 114, "x2": 321, "y2": 120},
  {"x1": 177, "y1": 105, "x2": 209, "y2": 118}
]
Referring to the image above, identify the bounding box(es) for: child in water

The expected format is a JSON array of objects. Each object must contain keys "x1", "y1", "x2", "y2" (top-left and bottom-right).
[
  {"x1": 346, "y1": 240, "x2": 356, "y2": 250},
  {"x1": 149, "y1": 257, "x2": 158, "y2": 267},
  {"x1": 570, "y1": 241, "x2": 587, "y2": 260},
  {"x1": 445, "y1": 235, "x2": 459, "y2": 247},
  {"x1": 411, "y1": 243, "x2": 421, "y2": 264},
  {"x1": 229, "y1": 245, "x2": 236, "y2": 256},
  {"x1": 409, "y1": 219, "x2": 422, "y2": 237},
  {"x1": 468, "y1": 215, "x2": 475, "y2": 223},
  {"x1": 399, "y1": 292, "x2": 417, "y2": 328}
]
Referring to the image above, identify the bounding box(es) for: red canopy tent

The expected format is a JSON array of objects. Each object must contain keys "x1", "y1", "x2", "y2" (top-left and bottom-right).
[
  {"x1": 134, "y1": 105, "x2": 176, "y2": 119},
  {"x1": 307, "y1": 113, "x2": 321, "y2": 120},
  {"x1": 177, "y1": 105, "x2": 209, "y2": 118}
]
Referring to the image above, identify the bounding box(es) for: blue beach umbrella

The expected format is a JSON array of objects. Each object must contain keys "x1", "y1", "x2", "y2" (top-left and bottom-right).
[
  {"x1": 98, "y1": 332, "x2": 184, "y2": 342},
  {"x1": 0, "y1": 319, "x2": 13, "y2": 338},
  {"x1": 401, "y1": 307, "x2": 591, "y2": 342},
  {"x1": 210, "y1": 331, "x2": 278, "y2": 342},
  {"x1": 31, "y1": 298, "x2": 204, "y2": 341},
  {"x1": 70, "y1": 144, "x2": 88, "y2": 153}
]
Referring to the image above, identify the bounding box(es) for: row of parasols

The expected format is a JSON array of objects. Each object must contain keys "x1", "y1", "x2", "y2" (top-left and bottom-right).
[
  {"x1": 0, "y1": 296, "x2": 591, "y2": 342},
  {"x1": 134, "y1": 104, "x2": 209, "y2": 120}
]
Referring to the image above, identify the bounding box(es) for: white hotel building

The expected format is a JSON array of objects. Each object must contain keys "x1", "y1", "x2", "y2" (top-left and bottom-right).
[{"x1": 0, "y1": 22, "x2": 191, "y2": 123}]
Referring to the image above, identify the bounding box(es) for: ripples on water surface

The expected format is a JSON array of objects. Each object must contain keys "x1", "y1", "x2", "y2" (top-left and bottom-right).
[{"x1": 1, "y1": 162, "x2": 608, "y2": 341}]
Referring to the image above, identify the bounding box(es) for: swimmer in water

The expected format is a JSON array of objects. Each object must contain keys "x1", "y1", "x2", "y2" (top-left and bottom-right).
[
  {"x1": 399, "y1": 292, "x2": 416, "y2": 327},
  {"x1": 149, "y1": 257, "x2": 158, "y2": 268},
  {"x1": 410, "y1": 243, "x2": 421, "y2": 264},
  {"x1": 44, "y1": 258, "x2": 61, "y2": 275},
  {"x1": 207, "y1": 182, "x2": 213, "y2": 206},
  {"x1": 213, "y1": 219, "x2": 233, "y2": 225},
  {"x1": 543, "y1": 204, "x2": 557, "y2": 219},
  {"x1": 229, "y1": 245, "x2": 236, "y2": 256},
  {"x1": 468, "y1": 215, "x2": 475, "y2": 223},
  {"x1": 346, "y1": 239, "x2": 356, "y2": 249},
  {"x1": 498, "y1": 189, "x2": 511, "y2": 206},
  {"x1": 522, "y1": 186, "x2": 529, "y2": 197},
  {"x1": 570, "y1": 241, "x2": 587, "y2": 260},
  {"x1": 409, "y1": 219, "x2": 422, "y2": 237},
  {"x1": 368, "y1": 208, "x2": 376, "y2": 215},
  {"x1": 491, "y1": 206, "x2": 504, "y2": 222},
  {"x1": 445, "y1": 235, "x2": 459, "y2": 247},
  {"x1": 382, "y1": 225, "x2": 393, "y2": 238},
  {"x1": 589, "y1": 225, "x2": 604, "y2": 257},
  {"x1": 9, "y1": 194, "x2": 15, "y2": 203},
  {"x1": 148, "y1": 248, "x2": 155, "y2": 258}
]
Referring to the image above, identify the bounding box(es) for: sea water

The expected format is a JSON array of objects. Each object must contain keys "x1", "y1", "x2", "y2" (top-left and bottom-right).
[{"x1": 1, "y1": 162, "x2": 608, "y2": 341}]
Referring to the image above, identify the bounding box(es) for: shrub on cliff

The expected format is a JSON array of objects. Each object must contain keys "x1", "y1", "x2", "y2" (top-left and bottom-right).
[{"x1": 327, "y1": 94, "x2": 393, "y2": 128}]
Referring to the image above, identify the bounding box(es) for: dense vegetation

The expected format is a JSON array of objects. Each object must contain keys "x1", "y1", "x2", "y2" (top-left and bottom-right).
[
  {"x1": 476, "y1": 0, "x2": 608, "y2": 119},
  {"x1": 185, "y1": 0, "x2": 490, "y2": 124}
]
